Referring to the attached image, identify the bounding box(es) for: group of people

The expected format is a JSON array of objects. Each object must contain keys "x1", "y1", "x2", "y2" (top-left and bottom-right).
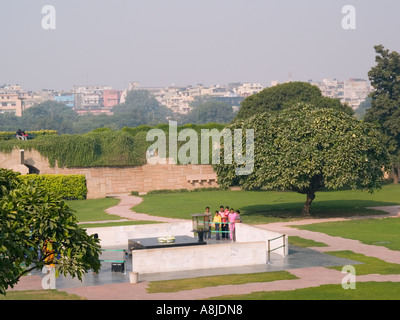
[
  {"x1": 16, "y1": 129, "x2": 28, "y2": 140},
  {"x1": 204, "y1": 206, "x2": 242, "y2": 241}
]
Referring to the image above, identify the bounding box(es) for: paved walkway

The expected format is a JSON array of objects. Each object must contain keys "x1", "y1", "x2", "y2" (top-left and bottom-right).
[
  {"x1": 8, "y1": 202, "x2": 400, "y2": 300},
  {"x1": 105, "y1": 194, "x2": 187, "y2": 223}
]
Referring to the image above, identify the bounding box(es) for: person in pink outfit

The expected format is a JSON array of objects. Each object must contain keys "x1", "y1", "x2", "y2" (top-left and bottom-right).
[
  {"x1": 228, "y1": 208, "x2": 238, "y2": 241},
  {"x1": 219, "y1": 206, "x2": 228, "y2": 239}
]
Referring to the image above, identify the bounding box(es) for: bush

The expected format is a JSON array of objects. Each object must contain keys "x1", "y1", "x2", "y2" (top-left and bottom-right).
[
  {"x1": 0, "y1": 130, "x2": 58, "y2": 141},
  {"x1": 18, "y1": 174, "x2": 87, "y2": 200}
]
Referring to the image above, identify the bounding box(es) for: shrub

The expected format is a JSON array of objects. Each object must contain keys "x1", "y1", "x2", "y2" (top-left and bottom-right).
[
  {"x1": 0, "y1": 130, "x2": 58, "y2": 141},
  {"x1": 18, "y1": 174, "x2": 87, "y2": 200}
]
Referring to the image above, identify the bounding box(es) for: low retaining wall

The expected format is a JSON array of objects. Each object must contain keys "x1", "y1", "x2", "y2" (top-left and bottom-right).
[
  {"x1": 0, "y1": 149, "x2": 218, "y2": 199},
  {"x1": 87, "y1": 222, "x2": 287, "y2": 275},
  {"x1": 131, "y1": 241, "x2": 267, "y2": 274}
]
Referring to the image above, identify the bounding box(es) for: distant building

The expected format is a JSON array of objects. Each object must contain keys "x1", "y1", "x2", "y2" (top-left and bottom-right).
[
  {"x1": 310, "y1": 78, "x2": 371, "y2": 110},
  {"x1": 54, "y1": 93, "x2": 74, "y2": 108},
  {"x1": 102, "y1": 90, "x2": 122, "y2": 109},
  {"x1": 234, "y1": 83, "x2": 264, "y2": 97},
  {"x1": 0, "y1": 92, "x2": 22, "y2": 116},
  {"x1": 73, "y1": 85, "x2": 113, "y2": 115}
]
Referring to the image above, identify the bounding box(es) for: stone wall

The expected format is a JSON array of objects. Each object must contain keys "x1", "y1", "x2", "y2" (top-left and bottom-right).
[
  {"x1": 0, "y1": 148, "x2": 218, "y2": 199},
  {"x1": 86, "y1": 222, "x2": 286, "y2": 275}
]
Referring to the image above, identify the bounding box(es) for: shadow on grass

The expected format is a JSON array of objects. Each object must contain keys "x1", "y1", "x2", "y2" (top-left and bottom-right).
[{"x1": 240, "y1": 200, "x2": 400, "y2": 223}]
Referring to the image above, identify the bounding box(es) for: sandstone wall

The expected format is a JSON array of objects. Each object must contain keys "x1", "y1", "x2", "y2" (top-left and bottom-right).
[{"x1": 0, "y1": 148, "x2": 218, "y2": 199}]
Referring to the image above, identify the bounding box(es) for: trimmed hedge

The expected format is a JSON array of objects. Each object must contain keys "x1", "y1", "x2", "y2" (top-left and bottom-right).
[{"x1": 19, "y1": 174, "x2": 87, "y2": 200}]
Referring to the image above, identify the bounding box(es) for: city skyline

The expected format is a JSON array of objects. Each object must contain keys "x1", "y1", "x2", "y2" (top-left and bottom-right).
[{"x1": 1, "y1": 1, "x2": 400, "y2": 91}]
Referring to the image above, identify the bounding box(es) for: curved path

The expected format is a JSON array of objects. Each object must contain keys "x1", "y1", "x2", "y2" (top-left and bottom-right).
[
  {"x1": 105, "y1": 194, "x2": 187, "y2": 223},
  {"x1": 9, "y1": 203, "x2": 400, "y2": 300}
]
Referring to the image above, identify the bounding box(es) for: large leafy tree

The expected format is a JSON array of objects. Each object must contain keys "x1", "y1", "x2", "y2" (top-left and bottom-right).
[
  {"x1": 215, "y1": 104, "x2": 390, "y2": 216},
  {"x1": 365, "y1": 45, "x2": 400, "y2": 183},
  {"x1": 0, "y1": 169, "x2": 101, "y2": 295}
]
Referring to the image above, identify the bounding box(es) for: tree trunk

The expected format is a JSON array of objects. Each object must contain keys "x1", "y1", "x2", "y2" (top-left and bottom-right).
[
  {"x1": 394, "y1": 167, "x2": 399, "y2": 185},
  {"x1": 301, "y1": 192, "x2": 315, "y2": 216}
]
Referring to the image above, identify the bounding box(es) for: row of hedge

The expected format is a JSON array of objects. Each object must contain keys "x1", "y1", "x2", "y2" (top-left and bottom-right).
[
  {"x1": 0, "y1": 123, "x2": 226, "y2": 168},
  {"x1": 19, "y1": 174, "x2": 87, "y2": 200},
  {"x1": 0, "y1": 130, "x2": 58, "y2": 141}
]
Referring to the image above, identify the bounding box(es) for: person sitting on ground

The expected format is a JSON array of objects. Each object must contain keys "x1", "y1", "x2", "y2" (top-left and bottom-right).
[{"x1": 16, "y1": 129, "x2": 28, "y2": 140}]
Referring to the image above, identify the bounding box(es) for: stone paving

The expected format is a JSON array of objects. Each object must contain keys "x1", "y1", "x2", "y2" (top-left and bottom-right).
[{"x1": 8, "y1": 201, "x2": 400, "y2": 300}]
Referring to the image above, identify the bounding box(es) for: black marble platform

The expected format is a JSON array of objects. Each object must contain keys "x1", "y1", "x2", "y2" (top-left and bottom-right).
[{"x1": 128, "y1": 235, "x2": 206, "y2": 250}]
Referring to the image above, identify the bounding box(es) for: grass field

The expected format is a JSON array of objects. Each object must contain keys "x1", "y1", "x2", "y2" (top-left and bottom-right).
[
  {"x1": 132, "y1": 184, "x2": 400, "y2": 224},
  {"x1": 206, "y1": 282, "x2": 400, "y2": 300},
  {"x1": 66, "y1": 197, "x2": 121, "y2": 222},
  {"x1": 147, "y1": 271, "x2": 297, "y2": 293},
  {"x1": 294, "y1": 217, "x2": 400, "y2": 251},
  {"x1": 0, "y1": 290, "x2": 84, "y2": 300}
]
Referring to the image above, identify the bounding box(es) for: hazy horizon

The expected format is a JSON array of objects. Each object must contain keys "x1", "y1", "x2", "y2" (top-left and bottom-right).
[{"x1": 1, "y1": 0, "x2": 400, "y2": 91}]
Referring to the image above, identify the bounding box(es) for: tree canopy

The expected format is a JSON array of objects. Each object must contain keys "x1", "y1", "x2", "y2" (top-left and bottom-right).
[
  {"x1": 184, "y1": 101, "x2": 235, "y2": 125},
  {"x1": 364, "y1": 45, "x2": 400, "y2": 182},
  {"x1": 0, "y1": 169, "x2": 101, "y2": 295},
  {"x1": 234, "y1": 82, "x2": 353, "y2": 121},
  {"x1": 215, "y1": 104, "x2": 390, "y2": 216}
]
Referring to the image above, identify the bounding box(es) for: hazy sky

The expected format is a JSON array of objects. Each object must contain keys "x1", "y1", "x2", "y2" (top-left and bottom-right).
[{"x1": 1, "y1": 0, "x2": 400, "y2": 91}]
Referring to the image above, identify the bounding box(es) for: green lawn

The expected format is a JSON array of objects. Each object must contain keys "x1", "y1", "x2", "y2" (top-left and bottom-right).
[
  {"x1": 207, "y1": 282, "x2": 400, "y2": 300},
  {"x1": 132, "y1": 184, "x2": 400, "y2": 224},
  {"x1": 326, "y1": 250, "x2": 400, "y2": 275},
  {"x1": 294, "y1": 217, "x2": 400, "y2": 251},
  {"x1": 66, "y1": 197, "x2": 122, "y2": 222},
  {"x1": 147, "y1": 271, "x2": 297, "y2": 293},
  {"x1": 0, "y1": 290, "x2": 85, "y2": 300}
]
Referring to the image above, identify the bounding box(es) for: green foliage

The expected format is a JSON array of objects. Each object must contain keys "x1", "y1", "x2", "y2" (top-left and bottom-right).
[
  {"x1": 215, "y1": 104, "x2": 390, "y2": 215},
  {"x1": 0, "y1": 123, "x2": 226, "y2": 168},
  {"x1": 18, "y1": 174, "x2": 87, "y2": 200},
  {"x1": 0, "y1": 130, "x2": 58, "y2": 141},
  {"x1": 365, "y1": 45, "x2": 400, "y2": 172},
  {"x1": 0, "y1": 130, "x2": 148, "y2": 168},
  {"x1": 0, "y1": 168, "x2": 101, "y2": 295},
  {"x1": 235, "y1": 81, "x2": 353, "y2": 121},
  {"x1": 184, "y1": 101, "x2": 235, "y2": 125}
]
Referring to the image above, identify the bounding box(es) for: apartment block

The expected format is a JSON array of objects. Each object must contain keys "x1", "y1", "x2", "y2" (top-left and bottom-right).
[
  {"x1": 311, "y1": 78, "x2": 371, "y2": 109},
  {"x1": 73, "y1": 85, "x2": 113, "y2": 115},
  {"x1": 0, "y1": 93, "x2": 22, "y2": 116}
]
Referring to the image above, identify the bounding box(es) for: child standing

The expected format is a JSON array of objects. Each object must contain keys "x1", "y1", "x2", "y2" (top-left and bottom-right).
[{"x1": 212, "y1": 211, "x2": 221, "y2": 240}]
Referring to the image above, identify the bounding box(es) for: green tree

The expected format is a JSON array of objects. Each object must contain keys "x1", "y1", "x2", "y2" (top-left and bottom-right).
[
  {"x1": 23, "y1": 101, "x2": 78, "y2": 134},
  {"x1": 113, "y1": 90, "x2": 172, "y2": 126},
  {"x1": 234, "y1": 82, "x2": 353, "y2": 121},
  {"x1": 365, "y1": 45, "x2": 400, "y2": 183},
  {"x1": 0, "y1": 169, "x2": 101, "y2": 295},
  {"x1": 215, "y1": 104, "x2": 389, "y2": 216},
  {"x1": 184, "y1": 101, "x2": 235, "y2": 125}
]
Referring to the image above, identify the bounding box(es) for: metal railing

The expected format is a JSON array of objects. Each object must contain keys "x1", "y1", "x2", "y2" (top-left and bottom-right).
[{"x1": 267, "y1": 234, "x2": 286, "y2": 264}]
